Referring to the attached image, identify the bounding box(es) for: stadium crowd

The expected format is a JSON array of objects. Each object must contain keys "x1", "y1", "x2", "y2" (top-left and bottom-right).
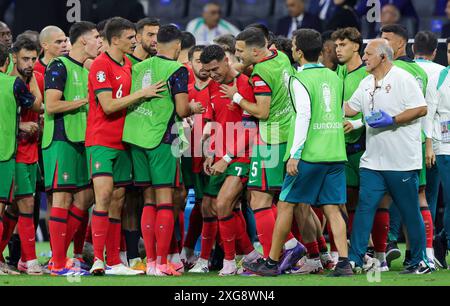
[{"x1": 0, "y1": 0, "x2": 450, "y2": 278}]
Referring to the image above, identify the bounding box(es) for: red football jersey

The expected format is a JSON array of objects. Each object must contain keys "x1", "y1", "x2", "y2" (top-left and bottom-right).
[
  {"x1": 16, "y1": 71, "x2": 44, "y2": 164},
  {"x1": 208, "y1": 73, "x2": 257, "y2": 164},
  {"x1": 86, "y1": 52, "x2": 132, "y2": 150},
  {"x1": 33, "y1": 58, "x2": 47, "y2": 76},
  {"x1": 185, "y1": 63, "x2": 195, "y2": 86},
  {"x1": 188, "y1": 82, "x2": 212, "y2": 173}
]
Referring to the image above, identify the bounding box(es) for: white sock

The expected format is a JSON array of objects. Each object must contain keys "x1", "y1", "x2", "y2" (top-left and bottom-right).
[
  {"x1": 374, "y1": 252, "x2": 386, "y2": 263},
  {"x1": 284, "y1": 238, "x2": 298, "y2": 250},
  {"x1": 244, "y1": 249, "x2": 260, "y2": 262},
  {"x1": 426, "y1": 248, "x2": 434, "y2": 260},
  {"x1": 169, "y1": 253, "x2": 181, "y2": 263}
]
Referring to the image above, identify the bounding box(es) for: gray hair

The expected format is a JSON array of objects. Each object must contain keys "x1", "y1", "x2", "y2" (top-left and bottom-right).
[{"x1": 375, "y1": 39, "x2": 394, "y2": 61}]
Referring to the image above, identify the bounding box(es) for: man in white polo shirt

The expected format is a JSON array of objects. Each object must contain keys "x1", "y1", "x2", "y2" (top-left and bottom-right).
[{"x1": 344, "y1": 39, "x2": 430, "y2": 274}]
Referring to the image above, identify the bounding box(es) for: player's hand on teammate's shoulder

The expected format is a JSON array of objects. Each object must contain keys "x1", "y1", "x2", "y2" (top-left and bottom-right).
[
  {"x1": 140, "y1": 80, "x2": 166, "y2": 99},
  {"x1": 286, "y1": 158, "x2": 299, "y2": 177}
]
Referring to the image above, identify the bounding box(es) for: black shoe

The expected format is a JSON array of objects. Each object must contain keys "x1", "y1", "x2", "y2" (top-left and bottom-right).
[
  {"x1": 242, "y1": 258, "x2": 280, "y2": 277},
  {"x1": 403, "y1": 251, "x2": 411, "y2": 267},
  {"x1": 399, "y1": 261, "x2": 432, "y2": 275},
  {"x1": 433, "y1": 232, "x2": 448, "y2": 269},
  {"x1": 386, "y1": 241, "x2": 401, "y2": 267},
  {"x1": 327, "y1": 262, "x2": 354, "y2": 277}
]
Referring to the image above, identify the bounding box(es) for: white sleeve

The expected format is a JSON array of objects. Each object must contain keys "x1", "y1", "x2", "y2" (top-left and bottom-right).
[
  {"x1": 347, "y1": 85, "x2": 363, "y2": 114},
  {"x1": 402, "y1": 74, "x2": 427, "y2": 110},
  {"x1": 423, "y1": 74, "x2": 439, "y2": 139},
  {"x1": 185, "y1": 19, "x2": 197, "y2": 35},
  {"x1": 290, "y1": 79, "x2": 311, "y2": 159}
]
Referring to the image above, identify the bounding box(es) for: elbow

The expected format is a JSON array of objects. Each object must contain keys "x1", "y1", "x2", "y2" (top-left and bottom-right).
[
  {"x1": 419, "y1": 107, "x2": 428, "y2": 118},
  {"x1": 256, "y1": 111, "x2": 270, "y2": 120},
  {"x1": 103, "y1": 107, "x2": 114, "y2": 116}
]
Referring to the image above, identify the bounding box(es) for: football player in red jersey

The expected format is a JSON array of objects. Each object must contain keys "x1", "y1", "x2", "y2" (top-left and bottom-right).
[
  {"x1": 180, "y1": 45, "x2": 212, "y2": 269},
  {"x1": 0, "y1": 38, "x2": 43, "y2": 276},
  {"x1": 86, "y1": 17, "x2": 164, "y2": 276}
]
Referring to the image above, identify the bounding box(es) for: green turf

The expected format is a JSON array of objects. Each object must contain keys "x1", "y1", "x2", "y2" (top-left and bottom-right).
[{"x1": 1, "y1": 242, "x2": 449, "y2": 286}]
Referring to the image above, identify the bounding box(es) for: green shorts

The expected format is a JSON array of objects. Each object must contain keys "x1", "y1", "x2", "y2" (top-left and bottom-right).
[
  {"x1": 345, "y1": 150, "x2": 364, "y2": 188},
  {"x1": 43, "y1": 141, "x2": 90, "y2": 192},
  {"x1": 248, "y1": 143, "x2": 287, "y2": 192},
  {"x1": 15, "y1": 162, "x2": 38, "y2": 199},
  {"x1": 0, "y1": 158, "x2": 15, "y2": 204},
  {"x1": 204, "y1": 162, "x2": 249, "y2": 198},
  {"x1": 419, "y1": 142, "x2": 426, "y2": 187},
  {"x1": 192, "y1": 172, "x2": 208, "y2": 200},
  {"x1": 87, "y1": 146, "x2": 133, "y2": 187},
  {"x1": 130, "y1": 143, "x2": 182, "y2": 188},
  {"x1": 181, "y1": 157, "x2": 195, "y2": 189}
]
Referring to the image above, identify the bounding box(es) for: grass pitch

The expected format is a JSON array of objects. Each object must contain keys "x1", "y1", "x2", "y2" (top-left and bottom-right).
[{"x1": 0, "y1": 242, "x2": 449, "y2": 286}]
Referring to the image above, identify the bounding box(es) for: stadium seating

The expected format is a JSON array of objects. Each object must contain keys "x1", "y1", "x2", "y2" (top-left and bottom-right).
[
  {"x1": 188, "y1": 0, "x2": 230, "y2": 17},
  {"x1": 147, "y1": 0, "x2": 188, "y2": 19},
  {"x1": 230, "y1": 0, "x2": 273, "y2": 18}
]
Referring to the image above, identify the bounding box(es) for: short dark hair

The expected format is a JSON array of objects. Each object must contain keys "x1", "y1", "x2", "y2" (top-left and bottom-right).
[
  {"x1": 69, "y1": 21, "x2": 97, "y2": 45},
  {"x1": 157, "y1": 24, "x2": 182, "y2": 44},
  {"x1": 294, "y1": 29, "x2": 323, "y2": 62},
  {"x1": 188, "y1": 45, "x2": 206, "y2": 62},
  {"x1": 270, "y1": 36, "x2": 294, "y2": 64},
  {"x1": 200, "y1": 44, "x2": 226, "y2": 64},
  {"x1": 214, "y1": 34, "x2": 236, "y2": 54},
  {"x1": 414, "y1": 31, "x2": 438, "y2": 56},
  {"x1": 11, "y1": 37, "x2": 39, "y2": 54},
  {"x1": 16, "y1": 31, "x2": 41, "y2": 54},
  {"x1": 136, "y1": 17, "x2": 160, "y2": 34},
  {"x1": 97, "y1": 19, "x2": 110, "y2": 38},
  {"x1": 331, "y1": 27, "x2": 363, "y2": 52},
  {"x1": 236, "y1": 28, "x2": 266, "y2": 48},
  {"x1": 181, "y1": 31, "x2": 196, "y2": 50},
  {"x1": 245, "y1": 23, "x2": 270, "y2": 41},
  {"x1": 105, "y1": 17, "x2": 136, "y2": 45},
  {"x1": 381, "y1": 24, "x2": 408, "y2": 42},
  {"x1": 0, "y1": 43, "x2": 9, "y2": 66}
]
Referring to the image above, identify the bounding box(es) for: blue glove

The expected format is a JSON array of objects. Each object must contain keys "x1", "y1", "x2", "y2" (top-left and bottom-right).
[{"x1": 365, "y1": 110, "x2": 394, "y2": 128}]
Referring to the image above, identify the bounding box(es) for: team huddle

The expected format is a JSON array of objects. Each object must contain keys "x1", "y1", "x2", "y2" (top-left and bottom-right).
[{"x1": 0, "y1": 15, "x2": 450, "y2": 278}]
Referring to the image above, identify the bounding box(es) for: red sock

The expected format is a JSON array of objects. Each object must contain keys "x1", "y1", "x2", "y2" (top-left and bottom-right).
[
  {"x1": 73, "y1": 213, "x2": 89, "y2": 255},
  {"x1": 421, "y1": 208, "x2": 434, "y2": 249},
  {"x1": 312, "y1": 207, "x2": 324, "y2": 224},
  {"x1": 291, "y1": 218, "x2": 302, "y2": 242},
  {"x1": 65, "y1": 205, "x2": 86, "y2": 253},
  {"x1": 184, "y1": 201, "x2": 203, "y2": 249},
  {"x1": 372, "y1": 209, "x2": 390, "y2": 253},
  {"x1": 234, "y1": 209, "x2": 254, "y2": 255},
  {"x1": 120, "y1": 231, "x2": 127, "y2": 252},
  {"x1": 327, "y1": 223, "x2": 337, "y2": 252},
  {"x1": 348, "y1": 211, "x2": 355, "y2": 237},
  {"x1": 49, "y1": 207, "x2": 69, "y2": 269},
  {"x1": 169, "y1": 230, "x2": 180, "y2": 255},
  {"x1": 200, "y1": 217, "x2": 218, "y2": 260},
  {"x1": 91, "y1": 210, "x2": 109, "y2": 261},
  {"x1": 18, "y1": 214, "x2": 36, "y2": 262},
  {"x1": 155, "y1": 204, "x2": 175, "y2": 265},
  {"x1": 178, "y1": 210, "x2": 185, "y2": 251},
  {"x1": 305, "y1": 241, "x2": 320, "y2": 258},
  {"x1": 219, "y1": 215, "x2": 238, "y2": 260},
  {"x1": 85, "y1": 222, "x2": 92, "y2": 244},
  {"x1": 254, "y1": 207, "x2": 275, "y2": 258},
  {"x1": 0, "y1": 212, "x2": 18, "y2": 255},
  {"x1": 141, "y1": 204, "x2": 157, "y2": 262},
  {"x1": 318, "y1": 236, "x2": 328, "y2": 253},
  {"x1": 106, "y1": 218, "x2": 122, "y2": 266}
]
